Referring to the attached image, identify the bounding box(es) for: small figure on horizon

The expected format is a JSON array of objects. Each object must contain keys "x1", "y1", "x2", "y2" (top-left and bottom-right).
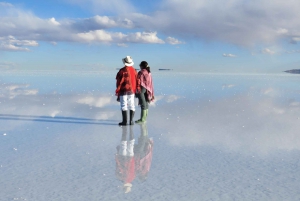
[
  {"x1": 135, "y1": 61, "x2": 155, "y2": 123},
  {"x1": 116, "y1": 56, "x2": 137, "y2": 126}
]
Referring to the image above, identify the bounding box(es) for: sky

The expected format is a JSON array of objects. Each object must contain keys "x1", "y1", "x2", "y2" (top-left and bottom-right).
[{"x1": 1, "y1": 0, "x2": 300, "y2": 73}]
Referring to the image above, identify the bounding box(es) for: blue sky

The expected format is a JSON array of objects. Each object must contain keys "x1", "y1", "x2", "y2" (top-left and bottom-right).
[{"x1": 1, "y1": 0, "x2": 300, "y2": 73}]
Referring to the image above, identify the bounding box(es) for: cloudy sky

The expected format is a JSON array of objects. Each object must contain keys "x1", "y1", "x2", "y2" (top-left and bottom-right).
[{"x1": 1, "y1": 0, "x2": 300, "y2": 72}]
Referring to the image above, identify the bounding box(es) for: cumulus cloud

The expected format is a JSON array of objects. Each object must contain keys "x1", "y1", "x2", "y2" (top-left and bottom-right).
[
  {"x1": 291, "y1": 37, "x2": 300, "y2": 44},
  {"x1": 49, "y1": 17, "x2": 60, "y2": 26},
  {"x1": 117, "y1": 43, "x2": 128, "y2": 47},
  {"x1": 165, "y1": 37, "x2": 184, "y2": 45},
  {"x1": 223, "y1": 53, "x2": 237, "y2": 57},
  {"x1": 0, "y1": 36, "x2": 38, "y2": 51},
  {"x1": 3, "y1": 0, "x2": 300, "y2": 49},
  {"x1": 76, "y1": 30, "x2": 164, "y2": 44},
  {"x1": 0, "y1": 4, "x2": 168, "y2": 50},
  {"x1": 262, "y1": 48, "x2": 275, "y2": 55},
  {"x1": 126, "y1": 0, "x2": 300, "y2": 46}
]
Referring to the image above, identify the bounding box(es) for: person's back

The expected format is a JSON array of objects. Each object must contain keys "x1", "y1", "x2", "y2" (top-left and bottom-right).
[{"x1": 116, "y1": 56, "x2": 137, "y2": 126}]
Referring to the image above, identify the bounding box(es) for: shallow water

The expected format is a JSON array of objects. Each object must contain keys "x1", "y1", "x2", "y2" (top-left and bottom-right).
[{"x1": 1, "y1": 71, "x2": 300, "y2": 201}]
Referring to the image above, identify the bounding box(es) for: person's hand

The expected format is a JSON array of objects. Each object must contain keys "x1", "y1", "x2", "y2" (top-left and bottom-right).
[{"x1": 117, "y1": 97, "x2": 120, "y2": 102}]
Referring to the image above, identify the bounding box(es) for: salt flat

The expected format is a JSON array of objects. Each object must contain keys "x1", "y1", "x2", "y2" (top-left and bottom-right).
[{"x1": 1, "y1": 71, "x2": 300, "y2": 201}]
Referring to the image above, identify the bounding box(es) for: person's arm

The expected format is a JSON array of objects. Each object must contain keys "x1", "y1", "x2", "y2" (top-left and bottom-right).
[{"x1": 136, "y1": 72, "x2": 142, "y2": 94}]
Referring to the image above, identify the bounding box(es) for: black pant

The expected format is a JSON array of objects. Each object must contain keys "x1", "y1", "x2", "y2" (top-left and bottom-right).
[{"x1": 137, "y1": 87, "x2": 148, "y2": 110}]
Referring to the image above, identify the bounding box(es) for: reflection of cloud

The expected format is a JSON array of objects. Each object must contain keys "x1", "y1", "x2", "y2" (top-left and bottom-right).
[
  {"x1": 0, "y1": 83, "x2": 38, "y2": 99},
  {"x1": 153, "y1": 89, "x2": 300, "y2": 155},
  {"x1": 166, "y1": 95, "x2": 180, "y2": 103},
  {"x1": 222, "y1": 84, "x2": 235, "y2": 89},
  {"x1": 222, "y1": 53, "x2": 237, "y2": 57},
  {"x1": 77, "y1": 96, "x2": 113, "y2": 107},
  {"x1": 152, "y1": 95, "x2": 181, "y2": 106},
  {"x1": 0, "y1": 81, "x2": 118, "y2": 124}
]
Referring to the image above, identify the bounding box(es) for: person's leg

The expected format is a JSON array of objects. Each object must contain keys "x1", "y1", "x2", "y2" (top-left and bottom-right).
[
  {"x1": 119, "y1": 95, "x2": 128, "y2": 126},
  {"x1": 135, "y1": 88, "x2": 147, "y2": 123},
  {"x1": 127, "y1": 94, "x2": 135, "y2": 125}
]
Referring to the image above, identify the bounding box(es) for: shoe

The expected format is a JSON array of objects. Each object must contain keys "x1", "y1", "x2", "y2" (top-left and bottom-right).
[
  {"x1": 135, "y1": 109, "x2": 147, "y2": 123},
  {"x1": 119, "y1": 110, "x2": 127, "y2": 126},
  {"x1": 129, "y1": 110, "x2": 135, "y2": 125}
]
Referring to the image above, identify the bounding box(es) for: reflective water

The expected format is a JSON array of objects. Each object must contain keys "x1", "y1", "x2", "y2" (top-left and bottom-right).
[{"x1": 1, "y1": 71, "x2": 300, "y2": 200}]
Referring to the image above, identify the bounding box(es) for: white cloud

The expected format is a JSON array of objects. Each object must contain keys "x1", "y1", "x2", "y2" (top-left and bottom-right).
[
  {"x1": 291, "y1": 37, "x2": 300, "y2": 44},
  {"x1": 125, "y1": 32, "x2": 164, "y2": 44},
  {"x1": 262, "y1": 48, "x2": 275, "y2": 55},
  {"x1": 126, "y1": 0, "x2": 300, "y2": 46},
  {"x1": 77, "y1": 30, "x2": 113, "y2": 43},
  {"x1": 117, "y1": 43, "x2": 128, "y2": 47},
  {"x1": 76, "y1": 30, "x2": 164, "y2": 44},
  {"x1": 3, "y1": 0, "x2": 300, "y2": 49},
  {"x1": 223, "y1": 53, "x2": 237, "y2": 57},
  {"x1": 165, "y1": 37, "x2": 184, "y2": 45},
  {"x1": 49, "y1": 17, "x2": 60, "y2": 26},
  {"x1": 50, "y1": 41, "x2": 57, "y2": 46},
  {"x1": 0, "y1": 36, "x2": 38, "y2": 51}
]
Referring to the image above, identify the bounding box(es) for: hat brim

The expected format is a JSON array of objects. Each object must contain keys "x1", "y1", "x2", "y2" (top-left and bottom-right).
[{"x1": 122, "y1": 58, "x2": 134, "y2": 66}]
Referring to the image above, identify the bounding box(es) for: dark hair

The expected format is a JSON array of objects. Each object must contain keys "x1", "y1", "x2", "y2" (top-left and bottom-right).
[{"x1": 139, "y1": 61, "x2": 151, "y2": 73}]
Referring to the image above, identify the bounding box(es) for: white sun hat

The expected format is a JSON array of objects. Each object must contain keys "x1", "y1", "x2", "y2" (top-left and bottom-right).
[{"x1": 122, "y1": 56, "x2": 134, "y2": 66}]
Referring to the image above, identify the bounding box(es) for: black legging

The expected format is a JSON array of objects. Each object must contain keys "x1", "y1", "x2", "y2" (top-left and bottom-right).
[{"x1": 137, "y1": 87, "x2": 148, "y2": 110}]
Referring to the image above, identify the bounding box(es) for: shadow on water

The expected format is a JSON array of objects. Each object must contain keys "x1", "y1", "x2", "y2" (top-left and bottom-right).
[{"x1": 0, "y1": 114, "x2": 117, "y2": 125}]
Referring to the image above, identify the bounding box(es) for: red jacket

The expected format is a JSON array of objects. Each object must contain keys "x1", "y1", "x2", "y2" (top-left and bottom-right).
[{"x1": 116, "y1": 66, "x2": 137, "y2": 96}]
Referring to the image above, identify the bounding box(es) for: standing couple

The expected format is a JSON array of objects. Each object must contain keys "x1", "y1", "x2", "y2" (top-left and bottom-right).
[{"x1": 116, "y1": 56, "x2": 155, "y2": 126}]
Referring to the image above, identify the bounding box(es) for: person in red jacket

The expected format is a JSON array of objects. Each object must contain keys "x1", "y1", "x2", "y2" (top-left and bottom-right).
[{"x1": 116, "y1": 56, "x2": 137, "y2": 126}]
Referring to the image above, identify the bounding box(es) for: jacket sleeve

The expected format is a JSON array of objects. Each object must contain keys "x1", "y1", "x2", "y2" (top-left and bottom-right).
[{"x1": 136, "y1": 71, "x2": 142, "y2": 93}]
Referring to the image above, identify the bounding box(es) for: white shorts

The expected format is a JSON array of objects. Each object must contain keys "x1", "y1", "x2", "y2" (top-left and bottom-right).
[{"x1": 120, "y1": 94, "x2": 135, "y2": 111}]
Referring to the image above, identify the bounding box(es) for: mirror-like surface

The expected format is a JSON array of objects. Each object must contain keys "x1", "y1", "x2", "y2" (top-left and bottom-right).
[{"x1": 1, "y1": 71, "x2": 300, "y2": 201}]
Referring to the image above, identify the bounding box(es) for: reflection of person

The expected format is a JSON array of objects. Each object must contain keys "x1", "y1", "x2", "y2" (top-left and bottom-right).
[
  {"x1": 134, "y1": 123, "x2": 153, "y2": 182},
  {"x1": 115, "y1": 126, "x2": 135, "y2": 193},
  {"x1": 116, "y1": 56, "x2": 137, "y2": 126},
  {"x1": 115, "y1": 124, "x2": 154, "y2": 193},
  {"x1": 135, "y1": 61, "x2": 155, "y2": 123}
]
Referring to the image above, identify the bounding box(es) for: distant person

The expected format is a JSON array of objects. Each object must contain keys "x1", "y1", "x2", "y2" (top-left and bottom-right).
[
  {"x1": 135, "y1": 61, "x2": 155, "y2": 123},
  {"x1": 116, "y1": 56, "x2": 137, "y2": 126}
]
